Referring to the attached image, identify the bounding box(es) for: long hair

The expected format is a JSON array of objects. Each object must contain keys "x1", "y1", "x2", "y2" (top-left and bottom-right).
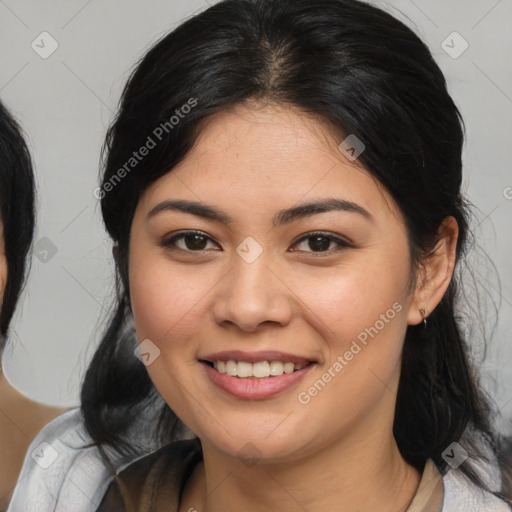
[
  {"x1": 0, "y1": 100, "x2": 36, "y2": 341},
  {"x1": 81, "y1": 0, "x2": 508, "y2": 500}
]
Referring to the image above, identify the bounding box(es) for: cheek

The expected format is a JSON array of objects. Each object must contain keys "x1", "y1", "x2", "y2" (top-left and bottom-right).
[
  {"x1": 293, "y1": 270, "x2": 409, "y2": 431},
  {"x1": 297, "y1": 247, "x2": 412, "y2": 402},
  {"x1": 128, "y1": 252, "x2": 220, "y2": 354},
  {"x1": 302, "y1": 255, "x2": 410, "y2": 343}
]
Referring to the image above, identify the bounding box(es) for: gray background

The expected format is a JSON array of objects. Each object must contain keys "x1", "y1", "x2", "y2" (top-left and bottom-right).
[{"x1": 0, "y1": 0, "x2": 511, "y2": 433}]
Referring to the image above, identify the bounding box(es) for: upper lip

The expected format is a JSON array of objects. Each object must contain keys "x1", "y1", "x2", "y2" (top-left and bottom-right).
[{"x1": 200, "y1": 350, "x2": 314, "y2": 365}]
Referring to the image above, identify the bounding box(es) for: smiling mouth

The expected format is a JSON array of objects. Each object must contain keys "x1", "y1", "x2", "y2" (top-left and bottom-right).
[{"x1": 201, "y1": 360, "x2": 315, "y2": 379}]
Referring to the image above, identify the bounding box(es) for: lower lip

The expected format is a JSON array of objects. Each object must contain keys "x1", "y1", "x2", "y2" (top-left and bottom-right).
[{"x1": 201, "y1": 362, "x2": 315, "y2": 400}]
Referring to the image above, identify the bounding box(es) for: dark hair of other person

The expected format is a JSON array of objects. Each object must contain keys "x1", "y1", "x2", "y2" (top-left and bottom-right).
[
  {"x1": 80, "y1": 0, "x2": 510, "y2": 501},
  {"x1": 0, "y1": 100, "x2": 35, "y2": 342}
]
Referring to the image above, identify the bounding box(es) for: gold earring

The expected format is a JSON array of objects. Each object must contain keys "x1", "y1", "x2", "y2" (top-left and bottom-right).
[{"x1": 419, "y1": 308, "x2": 427, "y2": 328}]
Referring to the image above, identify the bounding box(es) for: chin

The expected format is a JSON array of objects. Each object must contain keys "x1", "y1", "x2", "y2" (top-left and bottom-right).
[{"x1": 196, "y1": 420, "x2": 317, "y2": 466}]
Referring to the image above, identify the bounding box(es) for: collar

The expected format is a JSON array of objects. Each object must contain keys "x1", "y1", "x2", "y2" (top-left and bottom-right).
[{"x1": 406, "y1": 459, "x2": 444, "y2": 512}]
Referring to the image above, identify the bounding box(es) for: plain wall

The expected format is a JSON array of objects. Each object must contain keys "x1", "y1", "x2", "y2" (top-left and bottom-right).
[{"x1": 0, "y1": 0, "x2": 511, "y2": 433}]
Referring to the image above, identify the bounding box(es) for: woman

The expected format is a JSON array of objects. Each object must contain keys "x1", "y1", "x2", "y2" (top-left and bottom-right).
[
  {"x1": 0, "y1": 100, "x2": 65, "y2": 510},
  {"x1": 10, "y1": 0, "x2": 512, "y2": 510},
  {"x1": 86, "y1": 0, "x2": 510, "y2": 509}
]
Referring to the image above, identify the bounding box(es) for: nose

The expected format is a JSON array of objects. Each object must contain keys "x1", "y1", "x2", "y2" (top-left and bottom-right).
[{"x1": 211, "y1": 254, "x2": 293, "y2": 333}]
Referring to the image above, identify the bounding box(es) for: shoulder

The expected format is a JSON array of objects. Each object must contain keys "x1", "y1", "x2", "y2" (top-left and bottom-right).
[
  {"x1": 96, "y1": 439, "x2": 202, "y2": 512},
  {"x1": 7, "y1": 408, "x2": 149, "y2": 512},
  {"x1": 442, "y1": 469, "x2": 511, "y2": 511}
]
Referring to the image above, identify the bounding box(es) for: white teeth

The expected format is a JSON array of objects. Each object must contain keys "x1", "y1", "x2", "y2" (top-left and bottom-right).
[
  {"x1": 269, "y1": 361, "x2": 284, "y2": 376},
  {"x1": 212, "y1": 360, "x2": 308, "y2": 378},
  {"x1": 253, "y1": 361, "x2": 270, "y2": 378},
  {"x1": 225, "y1": 360, "x2": 238, "y2": 376},
  {"x1": 283, "y1": 362, "x2": 295, "y2": 374},
  {"x1": 237, "y1": 361, "x2": 253, "y2": 378}
]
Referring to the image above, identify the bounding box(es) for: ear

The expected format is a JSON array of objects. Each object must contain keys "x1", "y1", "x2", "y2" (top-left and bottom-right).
[{"x1": 407, "y1": 216, "x2": 459, "y2": 326}]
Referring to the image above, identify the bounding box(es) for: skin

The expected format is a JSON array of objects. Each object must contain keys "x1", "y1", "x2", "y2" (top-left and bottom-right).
[
  {"x1": 128, "y1": 104, "x2": 458, "y2": 512},
  {"x1": 0, "y1": 223, "x2": 66, "y2": 509}
]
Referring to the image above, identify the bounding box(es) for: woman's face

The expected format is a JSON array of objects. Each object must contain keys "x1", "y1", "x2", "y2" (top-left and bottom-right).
[{"x1": 129, "y1": 105, "x2": 420, "y2": 463}]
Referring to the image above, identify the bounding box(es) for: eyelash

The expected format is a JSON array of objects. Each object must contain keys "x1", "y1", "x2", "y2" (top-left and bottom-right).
[{"x1": 161, "y1": 230, "x2": 352, "y2": 255}]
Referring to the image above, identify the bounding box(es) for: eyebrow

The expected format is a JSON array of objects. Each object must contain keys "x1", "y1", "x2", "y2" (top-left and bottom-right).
[{"x1": 147, "y1": 198, "x2": 372, "y2": 225}]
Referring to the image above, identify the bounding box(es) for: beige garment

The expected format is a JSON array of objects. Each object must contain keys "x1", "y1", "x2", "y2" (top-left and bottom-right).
[
  {"x1": 96, "y1": 439, "x2": 444, "y2": 512},
  {"x1": 406, "y1": 459, "x2": 444, "y2": 512}
]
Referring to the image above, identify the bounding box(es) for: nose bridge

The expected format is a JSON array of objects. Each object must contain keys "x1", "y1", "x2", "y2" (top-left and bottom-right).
[{"x1": 212, "y1": 245, "x2": 291, "y2": 331}]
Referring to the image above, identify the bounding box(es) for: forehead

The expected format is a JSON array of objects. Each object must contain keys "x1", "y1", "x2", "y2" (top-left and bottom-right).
[{"x1": 139, "y1": 104, "x2": 400, "y2": 222}]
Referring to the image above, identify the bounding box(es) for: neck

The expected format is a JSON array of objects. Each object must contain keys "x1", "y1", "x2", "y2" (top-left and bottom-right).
[
  {"x1": 0, "y1": 364, "x2": 66, "y2": 509},
  {"x1": 0, "y1": 363, "x2": 30, "y2": 509},
  {"x1": 0, "y1": 363, "x2": 27, "y2": 405},
  {"x1": 185, "y1": 421, "x2": 421, "y2": 512}
]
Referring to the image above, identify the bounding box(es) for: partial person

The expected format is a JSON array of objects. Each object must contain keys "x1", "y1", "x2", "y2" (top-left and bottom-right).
[{"x1": 0, "y1": 100, "x2": 65, "y2": 510}]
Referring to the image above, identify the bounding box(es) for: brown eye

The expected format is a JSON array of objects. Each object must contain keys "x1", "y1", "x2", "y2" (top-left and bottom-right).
[
  {"x1": 291, "y1": 232, "x2": 351, "y2": 254},
  {"x1": 307, "y1": 235, "x2": 332, "y2": 252},
  {"x1": 161, "y1": 231, "x2": 220, "y2": 252}
]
